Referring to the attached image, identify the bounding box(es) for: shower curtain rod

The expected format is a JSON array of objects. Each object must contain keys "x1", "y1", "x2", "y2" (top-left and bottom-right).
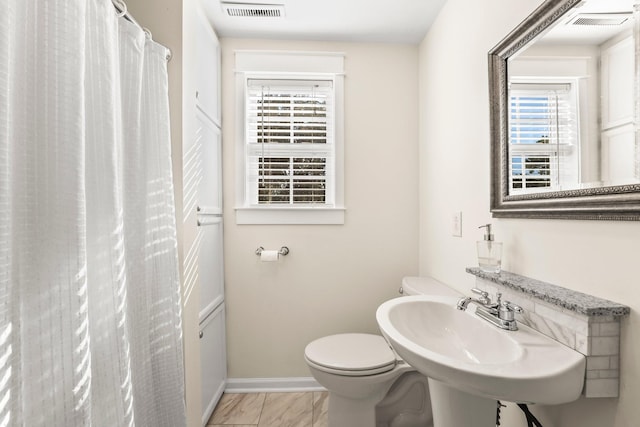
[{"x1": 111, "y1": 0, "x2": 172, "y2": 61}]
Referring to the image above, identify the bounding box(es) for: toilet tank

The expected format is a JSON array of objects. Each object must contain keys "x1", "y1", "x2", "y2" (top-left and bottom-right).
[{"x1": 400, "y1": 276, "x2": 462, "y2": 297}]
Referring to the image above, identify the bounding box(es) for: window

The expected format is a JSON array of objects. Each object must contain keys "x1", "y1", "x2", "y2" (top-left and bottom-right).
[
  {"x1": 246, "y1": 79, "x2": 334, "y2": 205},
  {"x1": 235, "y1": 51, "x2": 345, "y2": 224},
  {"x1": 509, "y1": 82, "x2": 579, "y2": 192}
]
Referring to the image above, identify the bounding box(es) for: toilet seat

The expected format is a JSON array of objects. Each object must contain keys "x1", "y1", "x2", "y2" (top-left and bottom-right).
[{"x1": 304, "y1": 333, "x2": 397, "y2": 377}]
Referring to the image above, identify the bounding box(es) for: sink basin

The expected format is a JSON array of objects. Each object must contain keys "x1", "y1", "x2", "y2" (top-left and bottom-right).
[{"x1": 376, "y1": 295, "x2": 586, "y2": 405}]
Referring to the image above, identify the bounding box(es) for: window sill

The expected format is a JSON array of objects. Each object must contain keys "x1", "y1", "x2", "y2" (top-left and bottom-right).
[{"x1": 235, "y1": 206, "x2": 345, "y2": 225}]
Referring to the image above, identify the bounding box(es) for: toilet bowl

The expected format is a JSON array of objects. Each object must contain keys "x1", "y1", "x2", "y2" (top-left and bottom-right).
[{"x1": 304, "y1": 276, "x2": 461, "y2": 427}]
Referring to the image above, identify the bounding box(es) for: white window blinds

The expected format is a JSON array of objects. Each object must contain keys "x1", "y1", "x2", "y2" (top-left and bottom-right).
[
  {"x1": 245, "y1": 79, "x2": 335, "y2": 205},
  {"x1": 509, "y1": 83, "x2": 578, "y2": 192},
  {"x1": 510, "y1": 83, "x2": 575, "y2": 146}
]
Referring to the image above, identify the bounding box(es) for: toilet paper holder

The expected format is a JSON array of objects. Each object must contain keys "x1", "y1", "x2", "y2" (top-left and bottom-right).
[{"x1": 255, "y1": 246, "x2": 290, "y2": 256}]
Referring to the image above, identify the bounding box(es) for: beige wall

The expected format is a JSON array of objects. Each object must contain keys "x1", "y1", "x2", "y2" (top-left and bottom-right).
[
  {"x1": 221, "y1": 38, "x2": 420, "y2": 378},
  {"x1": 419, "y1": 0, "x2": 640, "y2": 426}
]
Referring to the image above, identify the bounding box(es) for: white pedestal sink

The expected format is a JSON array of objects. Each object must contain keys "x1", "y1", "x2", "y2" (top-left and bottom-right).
[{"x1": 376, "y1": 295, "x2": 586, "y2": 427}]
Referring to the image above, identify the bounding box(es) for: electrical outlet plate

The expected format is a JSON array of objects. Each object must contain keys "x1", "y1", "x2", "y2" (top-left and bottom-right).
[{"x1": 452, "y1": 211, "x2": 462, "y2": 237}]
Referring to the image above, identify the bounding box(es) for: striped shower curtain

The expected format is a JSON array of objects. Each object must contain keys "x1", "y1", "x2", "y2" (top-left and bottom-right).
[{"x1": 0, "y1": 1, "x2": 186, "y2": 426}]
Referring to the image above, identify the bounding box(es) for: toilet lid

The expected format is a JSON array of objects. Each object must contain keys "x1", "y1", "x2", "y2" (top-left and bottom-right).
[{"x1": 305, "y1": 333, "x2": 397, "y2": 375}]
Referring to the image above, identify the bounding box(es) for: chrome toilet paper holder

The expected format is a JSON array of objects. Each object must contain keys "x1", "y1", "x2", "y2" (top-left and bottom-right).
[{"x1": 255, "y1": 246, "x2": 290, "y2": 256}]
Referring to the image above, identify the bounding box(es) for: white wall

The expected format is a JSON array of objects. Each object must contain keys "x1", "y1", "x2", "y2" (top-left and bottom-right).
[
  {"x1": 419, "y1": 0, "x2": 640, "y2": 426},
  {"x1": 220, "y1": 38, "x2": 420, "y2": 378}
]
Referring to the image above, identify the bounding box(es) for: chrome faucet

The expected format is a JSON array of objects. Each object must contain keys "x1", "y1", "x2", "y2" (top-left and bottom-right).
[{"x1": 457, "y1": 289, "x2": 523, "y2": 331}]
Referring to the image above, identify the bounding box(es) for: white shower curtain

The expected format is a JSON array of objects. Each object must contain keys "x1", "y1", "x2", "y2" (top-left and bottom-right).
[{"x1": 0, "y1": 1, "x2": 186, "y2": 426}]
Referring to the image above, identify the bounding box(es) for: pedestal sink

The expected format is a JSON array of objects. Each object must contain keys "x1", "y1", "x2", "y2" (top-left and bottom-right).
[{"x1": 376, "y1": 295, "x2": 586, "y2": 427}]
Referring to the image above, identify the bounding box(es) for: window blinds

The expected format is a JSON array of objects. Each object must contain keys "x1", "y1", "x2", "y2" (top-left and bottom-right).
[
  {"x1": 509, "y1": 83, "x2": 578, "y2": 191},
  {"x1": 510, "y1": 154, "x2": 553, "y2": 189},
  {"x1": 509, "y1": 83, "x2": 575, "y2": 146},
  {"x1": 245, "y1": 79, "x2": 335, "y2": 205}
]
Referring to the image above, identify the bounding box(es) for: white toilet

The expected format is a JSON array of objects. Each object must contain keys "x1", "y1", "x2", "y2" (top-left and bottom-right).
[{"x1": 304, "y1": 277, "x2": 461, "y2": 427}]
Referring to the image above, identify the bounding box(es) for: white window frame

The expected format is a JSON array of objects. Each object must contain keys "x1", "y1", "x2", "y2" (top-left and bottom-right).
[{"x1": 235, "y1": 51, "x2": 345, "y2": 225}]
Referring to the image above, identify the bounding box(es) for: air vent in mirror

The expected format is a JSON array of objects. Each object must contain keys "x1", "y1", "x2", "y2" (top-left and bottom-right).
[{"x1": 567, "y1": 13, "x2": 632, "y2": 26}]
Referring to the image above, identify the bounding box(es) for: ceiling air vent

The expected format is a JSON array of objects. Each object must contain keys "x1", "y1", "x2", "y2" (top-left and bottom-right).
[
  {"x1": 567, "y1": 13, "x2": 632, "y2": 26},
  {"x1": 221, "y1": 2, "x2": 285, "y2": 18}
]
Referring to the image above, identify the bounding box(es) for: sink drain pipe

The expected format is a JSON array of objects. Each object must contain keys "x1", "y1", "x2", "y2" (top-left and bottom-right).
[{"x1": 496, "y1": 401, "x2": 544, "y2": 427}]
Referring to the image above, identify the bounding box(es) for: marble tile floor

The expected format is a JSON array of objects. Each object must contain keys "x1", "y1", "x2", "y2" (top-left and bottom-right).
[{"x1": 207, "y1": 391, "x2": 328, "y2": 427}]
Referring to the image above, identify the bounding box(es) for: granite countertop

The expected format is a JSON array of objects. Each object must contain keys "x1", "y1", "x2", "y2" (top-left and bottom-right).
[{"x1": 466, "y1": 267, "x2": 630, "y2": 317}]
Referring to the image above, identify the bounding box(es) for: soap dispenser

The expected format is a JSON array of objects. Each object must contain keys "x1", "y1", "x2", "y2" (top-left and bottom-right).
[{"x1": 477, "y1": 224, "x2": 502, "y2": 273}]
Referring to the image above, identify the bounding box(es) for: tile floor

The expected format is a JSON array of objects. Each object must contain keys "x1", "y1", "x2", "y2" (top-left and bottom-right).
[{"x1": 207, "y1": 392, "x2": 328, "y2": 427}]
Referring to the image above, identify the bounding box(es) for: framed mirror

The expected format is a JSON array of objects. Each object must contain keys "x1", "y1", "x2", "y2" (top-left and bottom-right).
[{"x1": 489, "y1": 0, "x2": 640, "y2": 220}]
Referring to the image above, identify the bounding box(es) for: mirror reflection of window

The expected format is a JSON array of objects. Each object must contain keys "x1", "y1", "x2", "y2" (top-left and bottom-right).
[{"x1": 509, "y1": 82, "x2": 580, "y2": 192}]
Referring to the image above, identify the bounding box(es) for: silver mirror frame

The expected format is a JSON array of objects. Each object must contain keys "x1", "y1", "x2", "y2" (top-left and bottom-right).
[{"x1": 489, "y1": 0, "x2": 640, "y2": 220}]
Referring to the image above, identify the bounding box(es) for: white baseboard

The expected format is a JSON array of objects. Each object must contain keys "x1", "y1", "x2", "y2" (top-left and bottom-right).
[{"x1": 225, "y1": 377, "x2": 325, "y2": 393}]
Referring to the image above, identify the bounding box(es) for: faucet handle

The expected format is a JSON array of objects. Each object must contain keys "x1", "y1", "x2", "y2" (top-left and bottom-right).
[
  {"x1": 471, "y1": 288, "x2": 489, "y2": 298},
  {"x1": 471, "y1": 288, "x2": 490, "y2": 304},
  {"x1": 503, "y1": 301, "x2": 523, "y2": 313},
  {"x1": 498, "y1": 300, "x2": 523, "y2": 321}
]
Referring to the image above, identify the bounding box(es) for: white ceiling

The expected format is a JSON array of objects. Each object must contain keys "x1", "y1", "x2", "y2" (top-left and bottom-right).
[{"x1": 200, "y1": 0, "x2": 448, "y2": 44}]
